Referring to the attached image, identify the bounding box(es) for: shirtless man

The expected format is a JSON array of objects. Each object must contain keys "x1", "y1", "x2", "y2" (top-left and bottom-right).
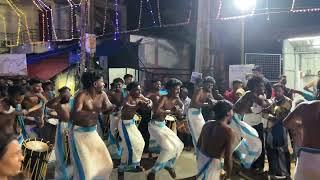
[
  {"x1": 147, "y1": 78, "x2": 184, "y2": 180},
  {"x1": 188, "y1": 76, "x2": 216, "y2": 147},
  {"x1": 283, "y1": 80, "x2": 320, "y2": 180},
  {"x1": 197, "y1": 100, "x2": 235, "y2": 180},
  {"x1": 146, "y1": 80, "x2": 162, "y2": 108},
  {"x1": 0, "y1": 98, "x2": 16, "y2": 135},
  {"x1": 46, "y1": 86, "x2": 73, "y2": 179},
  {"x1": 42, "y1": 81, "x2": 55, "y2": 100},
  {"x1": 107, "y1": 78, "x2": 125, "y2": 159},
  {"x1": 70, "y1": 72, "x2": 114, "y2": 179},
  {"x1": 118, "y1": 82, "x2": 151, "y2": 173},
  {"x1": 234, "y1": 75, "x2": 269, "y2": 172},
  {"x1": 7, "y1": 85, "x2": 29, "y2": 144},
  {"x1": 22, "y1": 79, "x2": 47, "y2": 138}
]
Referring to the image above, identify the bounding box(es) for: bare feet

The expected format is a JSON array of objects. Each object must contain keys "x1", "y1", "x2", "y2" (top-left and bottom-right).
[
  {"x1": 164, "y1": 167, "x2": 176, "y2": 178},
  {"x1": 147, "y1": 172, "x2": 155, "y2": 180}
]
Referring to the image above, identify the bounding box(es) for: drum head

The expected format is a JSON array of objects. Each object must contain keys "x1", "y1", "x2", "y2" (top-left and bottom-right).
[
  {"x1": 25, "y1": 141, "x2": 49, "y2": 152},
  {"x1": 165, "y1": 115, "x2": 176, "y2": 121},
  {"x1": 47, "y1": 118, "x2": 59, "y2": 125}
]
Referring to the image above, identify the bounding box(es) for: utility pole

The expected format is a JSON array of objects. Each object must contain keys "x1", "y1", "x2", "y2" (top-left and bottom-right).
[
  {"x1": 87, "y1": 0, "x2": 96, "y2": 70},
  {"x1": 79, "y1": 0, "x2": 96, "y2": 74},
  {"x1": 79, "y1": 0, "x2": 87, "y2": 75}
]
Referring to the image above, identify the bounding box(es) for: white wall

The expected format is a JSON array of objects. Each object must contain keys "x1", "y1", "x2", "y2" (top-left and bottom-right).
[{"x1": 283, "y1": 39, "x2": 320, "y2": 91}]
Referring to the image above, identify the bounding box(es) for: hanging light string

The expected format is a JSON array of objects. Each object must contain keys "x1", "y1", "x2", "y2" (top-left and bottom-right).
[
  {"x1": 114, "y1": 0, "x2": 120, "y2": 40},
  {"x1": 31, "y1": 0, "x2": 46, "y2": 41},
  {"x1": 36, "y1": 0, "x2": 58, "y2": 40},
  {"x1": 36, "y1": 0, "x2": 50, "y2": 41},
  {"x1": 102, "y1": 0, "x2": 108, "y2": 35},
  {"x1": 67, "y1": 0, "x2": 75, "y2": 39},
  {"x1": 217, "y1": 0, "x2": 320, "y2": 20},
  {"x1": 156, "y1": 0, "x2": 162, "y2": 27},
  {"x1": 146, "y1": 0, "x2": 156, "y2": 25},
  {"x1": 5, "y1": 0, "x2": 23, "y2": 47},
  {"x1": 0, "y1": 15, "x2": 8, "y2": 46},
  {"x1": 7, "y1": 0, "x2": 33, "y2": 44}
]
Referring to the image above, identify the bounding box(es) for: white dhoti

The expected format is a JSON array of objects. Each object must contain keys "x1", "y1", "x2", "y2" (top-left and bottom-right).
[
  {"x1": 187, "y1": 108, "x2": 205, "y2": 147},
  {"x1": 107, "y1": 112, "x2": 122, "y2": 159},
  {"x1": 55, "y1": 122, "x2": 72, "y2": 180},
  {"x1": 118, "y1": 119, "x2": 145, "y2": 172},
  {"x1": 197, "y1": 150, "x2": 222, "y2": 180},
  {"x1": 69, "y1": 125, "x2": 113, "y2": 180},
  {"x1": 148, "y1": 121, "x2": 184, "y2": 173},
  {"x1": 294, "y1": 147, "x2": 320, "y2": 180},
  {"x1": 229, "y1": 114, "x2": 262, "y2": 168}
]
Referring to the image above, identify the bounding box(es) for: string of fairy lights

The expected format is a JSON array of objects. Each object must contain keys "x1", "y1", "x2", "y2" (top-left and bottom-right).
[
  {"x1": 0, "y1": 0, "x2": 193, "y2": 47},
  {"x1": 216, "y1": 0, "x2": 320, "y2": 20}
]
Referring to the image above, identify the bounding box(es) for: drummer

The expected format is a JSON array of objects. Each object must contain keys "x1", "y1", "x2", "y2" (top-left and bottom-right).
[
  {"x1": 42, "y1": 80, "x2": 55, "y2": 101},
  {"x1": 118, "y1": 82, "x2": 151, "y2": 173},
  {"x1": 7, "y1": 85, "x2": 29, "y2": 143},
  {"x1": 147, "y1": 78, "x2": 184, "y2": 180},
  {"x1": 188, "y1": 76, "x2": 216, "y2": 147},
  {"x1": 46, "y1": 86, "x2": 73, "y2": 180},
  {"x1": 22, "y1": 79, "x2": 47, "y2": 138},
  {"x1": 0, "y1": 97, "x2": 17, "y2": 136},
  {"x1": 70, "y1": 72, "x2": 114, "y2": 179},
  {"x1": 107, "y1": 78, "x2": 125, "y2": 159}
]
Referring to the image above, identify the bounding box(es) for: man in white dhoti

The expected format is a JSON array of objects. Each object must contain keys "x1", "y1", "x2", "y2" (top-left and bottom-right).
[
  {"x1": 46, "y1": 86, "x2": 74, "y2": 180},
  {"x1": 284, "y1": 80, "x2": 320, "y2": 180},
  {"x1": 70, "y1": 72, "x2": 114, "y2": 180},
  {"x1": 107, "y1": 78, "x2": 125, "y2": 159},
  {"x1": 197, "y1": 100, "x2": 235, "y2": 180},
  {"x1": 233, "y1": 75, "x2": 268, "y2": 173},
  {"x1": 118, "y1": 82, "x2": 151, "y2": 173},
  {"x1": 188, "y1": 76, "x2": 217, "y2": 147},
  {"x1": 147, "y1": 78, "x2": 184, "y2": 180},
  {"x1": 22, "y1": 79, "x2": 49, "y2": 138}
]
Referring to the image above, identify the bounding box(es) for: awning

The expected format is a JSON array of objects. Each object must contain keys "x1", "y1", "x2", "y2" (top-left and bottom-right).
[{"x1": 27, "y1": 55, "x2": 69, "y2": 80}]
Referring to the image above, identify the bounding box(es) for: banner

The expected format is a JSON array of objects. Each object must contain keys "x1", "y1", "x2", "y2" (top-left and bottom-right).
[
  {"x1": 0, "y1": 54, "x2": 27, "y2": 76},
  {"x1": 229, "y1": 64, "x2": 254, "y2": 88}
]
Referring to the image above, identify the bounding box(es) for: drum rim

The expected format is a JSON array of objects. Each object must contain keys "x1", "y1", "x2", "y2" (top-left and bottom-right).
[{"x1": 22, "y1": 138, "x2": 53, "y2": 154}]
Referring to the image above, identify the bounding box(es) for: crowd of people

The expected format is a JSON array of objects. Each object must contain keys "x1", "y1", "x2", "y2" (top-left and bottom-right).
[{"x1": 0, "y1": 66, "x2": 319, "y2": 180}]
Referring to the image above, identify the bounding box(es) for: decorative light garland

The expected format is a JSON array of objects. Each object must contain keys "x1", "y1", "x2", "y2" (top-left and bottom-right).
[
  {"x1": 216, "y1": 0, "x2": 255, "y2": 20},
  {"x1": 0, "y1": 15, "x2": 8, "y2": 46},
  {"x1": 146, "y1": 0, "x2": 156, "y2": 25},
  {"x1": 138, "y1": 0, "x2": 143, "y2": 29},
  {"x1": 291, "y1": 8, "x2": 320, "y2": 13},
  {"x1": 102, "y1": 0, "x2": 108, "y2": 35},
  {"x1": 114, "y1": 0, "x2": 120, "y2": 40},
  {"x1": 216, "y1": 0, "x2": 320, "y2": 21},
  {"x1": 5, "y1": 0, "x2": 22, "y2": 47},
  {"x1": 32, "y1": 0, "x2": 46, "y2": 41},
  {"x1": 156, "y1": 0, "x2": 162, "y2": 27},
  {"x1": 36, "y1": 0, "x2": 58, "y2": 40},
  {"x1": 67, "y1": 0, "x2": 75, "y2": 39},
  {"x1": 97, "y1": 0, "x2": 192, "y2": 37},
  {"x1": 4, "y1": 0, "x2": 193, "y2": 45},
  {"x1": 36, "y1": 0, "x2": 50, "y2": 41}
]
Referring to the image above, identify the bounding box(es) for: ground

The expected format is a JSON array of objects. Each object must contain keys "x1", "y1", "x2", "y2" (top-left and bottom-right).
[{"x1": 45, "y1": 149, "x2": 296, "y2": 180}]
